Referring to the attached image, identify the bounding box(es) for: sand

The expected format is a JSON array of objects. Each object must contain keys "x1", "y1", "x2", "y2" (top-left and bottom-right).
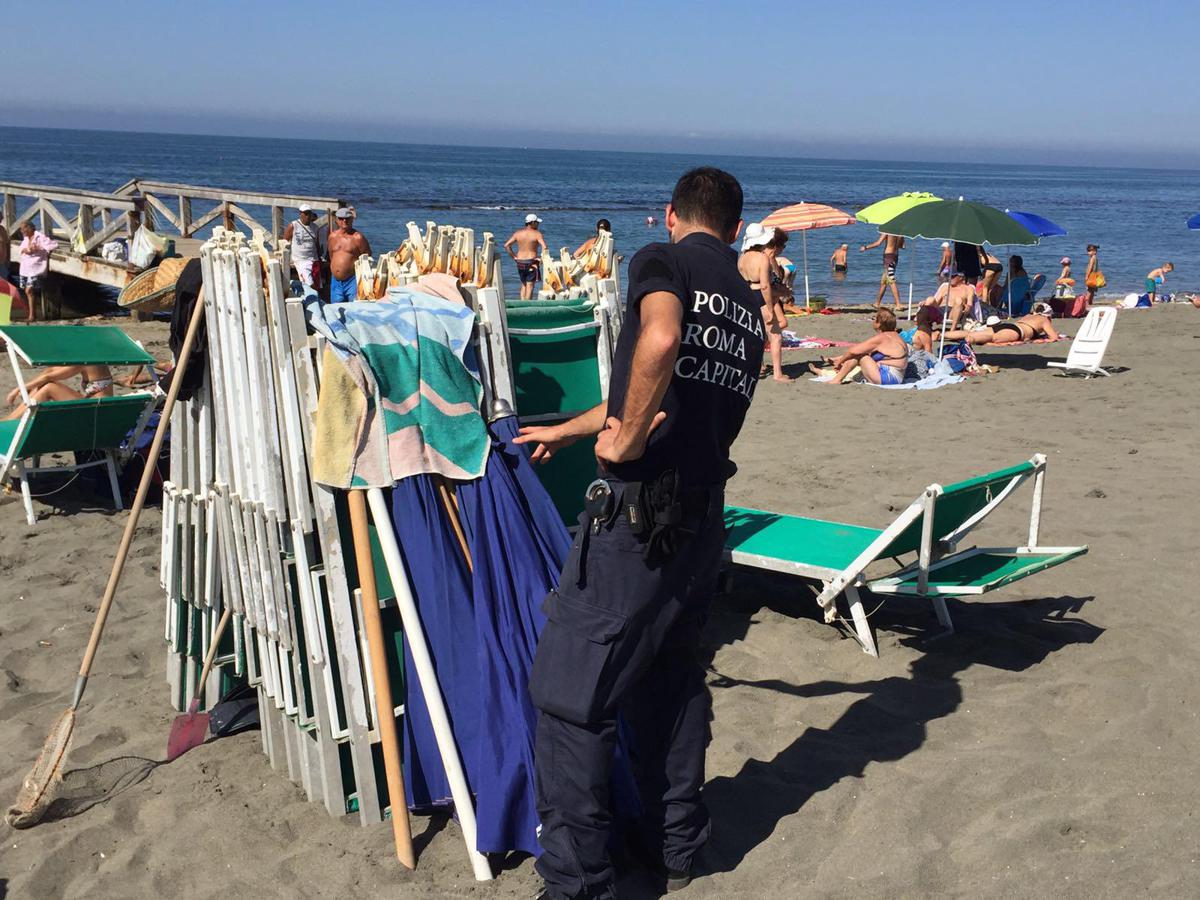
[{"x1": 2, "y1": 305, "x2": 1198, "y2": 898}]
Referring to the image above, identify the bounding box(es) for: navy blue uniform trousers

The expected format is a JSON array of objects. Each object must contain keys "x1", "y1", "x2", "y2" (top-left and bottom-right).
[{"x1": 529, "y1": 485, "x2": 724, "y2": 899}]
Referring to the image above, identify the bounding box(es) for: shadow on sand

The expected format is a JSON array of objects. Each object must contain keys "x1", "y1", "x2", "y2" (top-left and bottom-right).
[{"x1": 697, "y1": 588, "x2": 1101, "y2": 877}]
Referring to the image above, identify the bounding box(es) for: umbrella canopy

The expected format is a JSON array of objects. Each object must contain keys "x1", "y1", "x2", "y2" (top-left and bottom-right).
[
  {"x1": 759, "y1": 202, "x2": 856, "y2": 308},
  {"x1": 1187, "y1": 213, "x2": 1200, "y2": 230},
  {"x1": 761, "y1": 201, "x2": 857, "y2": 231},
  {"x1": 856, "y1": 192, "x2": 941, "y2": 225},
  {"x1": 1005, "y1": 209, "x2": 1067, "y2": 238},
  {"x1": 879, "y1": 197, "x2": 1039, "y2": 246}
]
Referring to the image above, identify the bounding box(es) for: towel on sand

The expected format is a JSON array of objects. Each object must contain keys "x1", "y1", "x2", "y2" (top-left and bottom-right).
[{"x1": 306, "y1": 289, "x2": 488, "y2": 488}]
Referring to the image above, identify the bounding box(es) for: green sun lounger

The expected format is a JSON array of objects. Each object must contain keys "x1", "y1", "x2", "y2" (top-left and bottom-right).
[
  {"x1": 723, "y1": 454, "x2": 1087, "y2": 656},
  {"x1": 1, "y1": 324, "x2": 157, "y2": 525}
]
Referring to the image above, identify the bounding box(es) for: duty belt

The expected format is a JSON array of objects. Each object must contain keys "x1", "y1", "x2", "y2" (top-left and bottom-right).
[{"x1": 583, "y1": 471, "x2": 715, "y2": 565}]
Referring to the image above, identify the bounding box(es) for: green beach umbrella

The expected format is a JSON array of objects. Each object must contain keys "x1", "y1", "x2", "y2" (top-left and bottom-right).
[
  {"x1": 856, "y1": 192, "x2": 942, "y2": 315},
  {"x1": 879, "y1": 198, "x2": 1038, "y2": 357},
  {"x1": 878, "y1": 197, "x2": 1039, "y2": 246},
  {"x1": 856, "y1": 191, "x2": 941, "y2": 225}
]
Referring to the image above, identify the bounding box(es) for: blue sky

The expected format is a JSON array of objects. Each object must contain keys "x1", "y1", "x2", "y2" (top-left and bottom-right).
[{"x1": 7, "y1": 0, "x2": 1197, "y2": 167}]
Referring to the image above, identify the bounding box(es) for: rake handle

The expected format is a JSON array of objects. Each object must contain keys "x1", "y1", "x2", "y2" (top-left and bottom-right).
[
  {"x1": 73, "y1": 286, "x2": 207, "y2": 710},
  {"x1": 348, "y1": 489, "x2": 416, "y2": 869}
]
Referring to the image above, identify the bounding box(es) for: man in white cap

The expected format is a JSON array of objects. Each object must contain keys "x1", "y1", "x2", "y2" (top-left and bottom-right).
[
  {"x1": 505, "y1": 213, "x2": 548, "y2": 299},
  {"x1": 283, "y1": 204, "x2": 326, "y2": 292},
  {"x1": 327, "y1": 207, "x2": 371, "y2": 303}
]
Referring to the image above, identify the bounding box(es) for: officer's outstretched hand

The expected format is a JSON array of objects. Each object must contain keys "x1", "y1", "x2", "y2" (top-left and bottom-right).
[
  {"x1": 594, "y1": 411, "x2": 667, "y2": 468},
  {"x1": 513, "y1": 422, "x2": 578, "y2": 464}
]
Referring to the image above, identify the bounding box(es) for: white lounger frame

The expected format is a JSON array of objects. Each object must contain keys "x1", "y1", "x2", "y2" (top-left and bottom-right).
[
  {"x1": 727, "y1": 454, "x2": 1079, "y2": 657},
  {"x1": 161, "y1": 232, "x2": 493, "y2": 879}
]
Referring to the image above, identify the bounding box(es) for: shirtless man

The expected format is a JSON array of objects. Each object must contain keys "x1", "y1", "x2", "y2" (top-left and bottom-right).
[
  {"x1": 327, "y1": 207, "x2": 371, "y2": 303},
  {"x1": 941, "y1": 313, "x2": 1059, "y2": 346},
  {"x1": 809, "y1": 308, "x2": 908, "y2": 385},
  {"x1": 919, "y1": 272, "x2": 975, "y2": 329},
  {"x1": 505, "y1": 214, "x2": 548, "y2": 299},
  {"x1": 830, "y1": 243, "x2": 849, "y2": 277},
  {"x1": 861, "y1": 233, "x2": 905, "y2": 310}
]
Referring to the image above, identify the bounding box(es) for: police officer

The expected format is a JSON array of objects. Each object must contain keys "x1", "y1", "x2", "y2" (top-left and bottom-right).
[{"x1": 514, "y1": 167, "x2": 765, "y2": 898}]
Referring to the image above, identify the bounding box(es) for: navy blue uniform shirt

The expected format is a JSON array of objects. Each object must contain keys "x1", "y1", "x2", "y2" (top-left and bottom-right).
[{"x1": 604, "y1": 231, "x2": 765, "y2": 487}]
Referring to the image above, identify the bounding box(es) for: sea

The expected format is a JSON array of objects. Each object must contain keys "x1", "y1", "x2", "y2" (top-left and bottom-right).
[{"x1": 2, "y1": 126, "x2": 1197, "y2": 305}]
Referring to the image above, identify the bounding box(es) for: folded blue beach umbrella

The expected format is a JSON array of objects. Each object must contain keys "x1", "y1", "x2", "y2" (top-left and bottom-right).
[
  {"x1": 1186, "y1": 213, "x2": 1200, "y2": 230},
  {"x1": 1005, "y1": 209, "x2": 1067, "y2": 238},
  {"x1": 390, "y1": 415, "x2": 571, "y2": 857}
]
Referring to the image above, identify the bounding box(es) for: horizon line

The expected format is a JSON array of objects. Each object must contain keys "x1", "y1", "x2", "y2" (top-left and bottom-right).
[{"x1": 4, "y1": 123, "x2": 1198, "y2": 176}]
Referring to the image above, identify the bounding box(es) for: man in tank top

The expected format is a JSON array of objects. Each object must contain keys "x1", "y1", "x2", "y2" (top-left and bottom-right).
[{"x1": 283, "y1": 204, "x2": 327, "y2": 291}]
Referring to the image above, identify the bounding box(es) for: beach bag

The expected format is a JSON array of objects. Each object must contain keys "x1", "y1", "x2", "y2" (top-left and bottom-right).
[{"x1": 1085, "y1": 270, "x2": 1106, "y2": 290}]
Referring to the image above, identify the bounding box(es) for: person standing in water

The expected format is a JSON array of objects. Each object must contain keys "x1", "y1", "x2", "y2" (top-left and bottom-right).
[
  {"x1": 861, "y1": 232, "x2": 905, "y2": 310},
  {"x1": 574, "y1": 218, "x2": 612, "y2": 258},
  {"x1": 936, "y1": 242, "x2": 953, "y2": 283},
  {"x1": 505, "y1": 214, "x2": 548, "y2": 300},
  {"x1": 327, "y1": 208, "x2": 371, "y2": 303},
  {"x1": 829, "y1": 243, "x2": 849, "y2": 278}
]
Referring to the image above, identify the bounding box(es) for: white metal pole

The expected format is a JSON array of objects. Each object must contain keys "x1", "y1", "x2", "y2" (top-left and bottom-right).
[
  {"x1": 908, "y1": 240, "x2": 916, "y2": 320},
  {"x1": 802, "y1": 230, "x2": 810, "y2": 309},
  {"x1": 365, "y1": 487, "x2": 493, "y2": 883}
]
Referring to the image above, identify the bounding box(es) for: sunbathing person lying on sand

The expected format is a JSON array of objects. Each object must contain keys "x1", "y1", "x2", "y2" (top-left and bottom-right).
[
  {"x1": 809, "y1": 308, "x2": 908, "y2": 385},
  {"x1": 940, "y1": 313, "x2": 1059, "y2": 346},
  {"x1": 3, "y1": 364, "x2": 115, "y2": 420}
]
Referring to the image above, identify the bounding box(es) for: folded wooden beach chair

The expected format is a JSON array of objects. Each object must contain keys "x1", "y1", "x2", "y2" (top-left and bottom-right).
[
  {"x1": 723, "y1": 455, "x2": 1087, "y2": 656},
  {"x1": 0, "y1": 324, "x2": 156, "y2": 525},
  {"x1": 1047, "y1": 307, "x2": 1117, "y2": 377}
]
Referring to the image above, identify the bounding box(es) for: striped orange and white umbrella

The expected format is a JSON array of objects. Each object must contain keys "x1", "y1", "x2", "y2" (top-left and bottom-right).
[
  {"x1": 758, "y1": 202, "x2": 856, "y2": 307},
  {"x1": 761, "y1": 202, "x2": 857, "y2": 232}
]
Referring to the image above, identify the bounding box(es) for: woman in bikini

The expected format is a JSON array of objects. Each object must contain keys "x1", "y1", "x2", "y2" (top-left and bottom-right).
[
  {"x1": 738, "y1": 223, "x2": 792, "y2": 383},
  {"x1": 3, "y1": 364, "x2": 115, "y2": 420},
  {"x1": 810, "y1": 308, "x2": 909, "y2": 385},
  {"x1": 941, "y1": 313, "x2": 1059, "y2": 346},
  {"x1": 979, "y1": 247, "x2": 1004, "y2": 305}
]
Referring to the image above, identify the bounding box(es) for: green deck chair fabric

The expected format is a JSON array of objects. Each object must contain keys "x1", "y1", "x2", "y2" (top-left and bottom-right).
[
  {"x1": 880, "y1": 461, "x2": 1036, "y2": 557},
  {"x1": 723, "y1": 507, "x2": 883, "y2": 574},
  {"x1": 5, "y1": 395, "x2": 153, "y2": 457},
  {"x1": 507, "y1": 306, "x2": 603, "y2": 419},
  {"x1": 0, "y1": 323, "x2": 156, "y2": 366}
]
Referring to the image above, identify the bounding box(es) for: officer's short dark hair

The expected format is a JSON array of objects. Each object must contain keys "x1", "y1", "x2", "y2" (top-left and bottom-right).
[{"x1": 670, "y1": 167, "x2": 743, "y2": 236}]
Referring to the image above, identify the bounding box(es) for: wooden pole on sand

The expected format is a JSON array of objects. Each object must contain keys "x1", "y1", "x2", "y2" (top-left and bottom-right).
[{"x1": 347, "y1": 489, "x2": 416, "y2": 869}]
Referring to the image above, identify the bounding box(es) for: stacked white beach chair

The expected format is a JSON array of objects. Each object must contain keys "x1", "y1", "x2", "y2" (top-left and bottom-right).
[
  {"x1": 537, "y1": 228, "x2": 617, "y2": 302},
  {"x1": 163, "y1": 228, "x2": 374, "y2": 820},
  {"x1": 350, "y1": 221, "x2": 504, "y2": 300}
]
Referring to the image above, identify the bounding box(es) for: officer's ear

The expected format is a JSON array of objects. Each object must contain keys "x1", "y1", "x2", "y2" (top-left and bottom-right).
[
  {"x1": 727, "y1": 219, "x2": 744, "y2": 246},
  {"x1": 665, "y1": 204, "x2": 678, "y2": 236}
]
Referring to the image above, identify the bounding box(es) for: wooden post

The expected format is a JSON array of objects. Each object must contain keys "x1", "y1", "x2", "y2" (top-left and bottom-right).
[
  {"x1": 180, "y1": 196, "x2": 193, "y2": 237},
  {"x1": 271, "y1": 206, "x2": 284, "y2": 243},
  {"x1": 142, "y1": 196, "x2": 156, "y2": 232},
  {"x1": 39, "y1": 202, "x2": 52, "y2": 239},
  {"x1": 79, "y1": 204, "x2": 94, "y2": 251},
  {"x1": 222, "y1": 202, "x2": 235, "y2": 232},
  {"x1": 100, "y1": 208, "x2": 111, "y2": 231},
  {"x1": 3, "y1": 193, "x2": 14, "y2": 231}
]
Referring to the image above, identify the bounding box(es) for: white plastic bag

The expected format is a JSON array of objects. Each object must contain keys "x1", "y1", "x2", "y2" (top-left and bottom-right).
[{"x1": 129, "y1": 227, "x2": 168, "y2": 268}]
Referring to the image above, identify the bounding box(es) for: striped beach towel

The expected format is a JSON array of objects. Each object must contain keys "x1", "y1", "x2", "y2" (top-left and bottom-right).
[{"x1": 305, "y1": 290, "x2": 488, "y2": 488}]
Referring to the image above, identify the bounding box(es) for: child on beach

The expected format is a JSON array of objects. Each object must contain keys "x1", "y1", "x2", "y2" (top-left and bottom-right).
[
  {"x1": 1055, "y1": 257, "x2": 1074, "y2": 297},
  {"x1": 1145, "y1": 263, "x2": 1173, "y2": 302}
]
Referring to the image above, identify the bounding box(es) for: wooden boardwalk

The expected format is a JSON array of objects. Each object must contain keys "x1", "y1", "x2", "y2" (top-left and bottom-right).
[{"x1": 3, "y1": 179, "x2": 344, "y2": 290}]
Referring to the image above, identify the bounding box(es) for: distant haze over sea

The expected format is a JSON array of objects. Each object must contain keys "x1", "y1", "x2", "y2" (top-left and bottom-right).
[{"x1": 3, "y1": 126, "x2": 1196, "y2": 303}]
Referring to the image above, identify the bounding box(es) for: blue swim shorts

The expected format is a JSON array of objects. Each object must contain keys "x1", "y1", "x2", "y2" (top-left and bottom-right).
[{"x1": 330, "y1": 274, "x2": 357, "y2": 303}]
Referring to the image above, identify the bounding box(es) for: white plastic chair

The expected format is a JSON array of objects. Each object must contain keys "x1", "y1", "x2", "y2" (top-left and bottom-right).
[{"x1": 1048, "y1": 307, "x2": 1117, "y2": 377}]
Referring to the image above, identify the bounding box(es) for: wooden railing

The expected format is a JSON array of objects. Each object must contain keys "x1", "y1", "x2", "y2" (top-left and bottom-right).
[
  {"x1": 1, "y1": 182, "x2": 143, "y2": 254},
  {"x1": 115, "y1": 179, "x2": 345, "y2": 243}
]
